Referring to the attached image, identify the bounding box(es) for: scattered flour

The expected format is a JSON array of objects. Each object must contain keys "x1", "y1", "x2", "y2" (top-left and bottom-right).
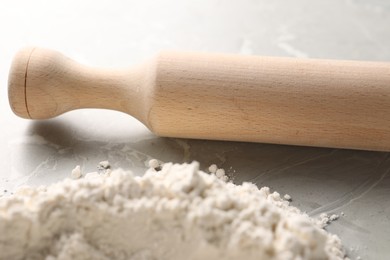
[{"x1": 0, "y1": 162, "x2": 347, "y2": 260}]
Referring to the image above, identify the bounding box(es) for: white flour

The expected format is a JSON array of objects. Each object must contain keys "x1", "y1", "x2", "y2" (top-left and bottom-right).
[{"x1": 0, "y1": 162, "x2": 346, "y2": 260}]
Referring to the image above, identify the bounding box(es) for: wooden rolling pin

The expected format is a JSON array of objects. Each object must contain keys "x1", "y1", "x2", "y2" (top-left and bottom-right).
[{"x1": 8, "y1": 47, "x2": 390, "y2": 151}]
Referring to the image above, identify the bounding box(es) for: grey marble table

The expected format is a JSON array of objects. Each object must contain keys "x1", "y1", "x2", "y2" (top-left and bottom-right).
[{"x1": 1, "y1": 1, "x2": 390, "y2": 259}]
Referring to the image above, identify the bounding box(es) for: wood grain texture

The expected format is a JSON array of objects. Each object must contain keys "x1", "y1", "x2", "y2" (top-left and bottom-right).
[{"x1": 8, "y1": 48, "x2": 390, "y2": 151}]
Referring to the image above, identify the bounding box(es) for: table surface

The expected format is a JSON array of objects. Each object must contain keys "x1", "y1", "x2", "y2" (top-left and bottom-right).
[{"x1": 1, "y1": 1, "x2": 390, "y2": 259}]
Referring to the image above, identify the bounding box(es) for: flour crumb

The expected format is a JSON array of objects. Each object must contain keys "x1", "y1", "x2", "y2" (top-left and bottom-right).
[
  {"x1": 0, "y1": 162, "x2": 347, "y2": 260},
  {"x1": 318, "y1": 213, "x2": 340, "y2": 227},
  {"x1": 70, "y1": 165, "x2": 82, "y2": 179},
  {"x1": 148, "y1": 159, "x2": 159, "y2": 169},
  {"x1": 97, "y1": 161, "x2": 111, "y2": 175},
  {"x1": 284, "y1": 194, "x2": 292, "y2": 201},
  {"x1": 148, "y1": 159, "x2": 162, "y2": 171},
  {"x1": 319, "y1": 213, "x2": 331, "y2": 227},
  {"x1": 98, "y1": 161, "x2": 110, "y2": 169},
  {"x1": 330, "y1": 214, "x2": 340, "y2": 221},
  {"x1": 215, "y1": 168, "x2": 225, "y2": 178},
  {"x1": 209, "y1": 165, "x2": 229, "y2": 181},
  {"x1": 208, "y1": 164, "x2": 218, "y2": 173}
]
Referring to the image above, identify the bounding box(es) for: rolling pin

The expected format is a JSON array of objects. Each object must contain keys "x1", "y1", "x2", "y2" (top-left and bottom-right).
[{"x1": 8, "y1": 47, "x2": 390, "y2": 151}]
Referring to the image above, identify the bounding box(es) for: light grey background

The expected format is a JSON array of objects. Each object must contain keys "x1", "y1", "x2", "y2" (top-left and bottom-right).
[{"x1": 1, "y1": 1, "x2": 390, "y2": 259}]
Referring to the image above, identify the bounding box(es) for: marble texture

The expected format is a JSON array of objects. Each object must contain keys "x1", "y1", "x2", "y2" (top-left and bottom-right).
[{"x1": 1, "y1": 0, "x2": 390, "y2": 259}]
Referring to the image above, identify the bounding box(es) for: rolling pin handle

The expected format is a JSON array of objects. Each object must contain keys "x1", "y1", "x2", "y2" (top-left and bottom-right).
[{"x1": 8, "y1": 47, "x2": 36, "y2": 119}]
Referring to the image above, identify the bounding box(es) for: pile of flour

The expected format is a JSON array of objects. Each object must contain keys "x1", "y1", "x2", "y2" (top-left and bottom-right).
[{"x1": 0, "y1": 162, "x2": 346, "y2": 260}]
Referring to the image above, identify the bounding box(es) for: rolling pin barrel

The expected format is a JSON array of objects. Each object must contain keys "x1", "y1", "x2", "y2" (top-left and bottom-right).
[{"x1": 8, "y1": 47, "x2": 390, "y2": 151}]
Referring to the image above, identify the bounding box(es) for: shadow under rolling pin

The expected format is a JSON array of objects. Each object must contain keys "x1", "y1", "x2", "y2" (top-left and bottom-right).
[{"x1": 8, "y1": 47, "x2": 390, "y2": 151}]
